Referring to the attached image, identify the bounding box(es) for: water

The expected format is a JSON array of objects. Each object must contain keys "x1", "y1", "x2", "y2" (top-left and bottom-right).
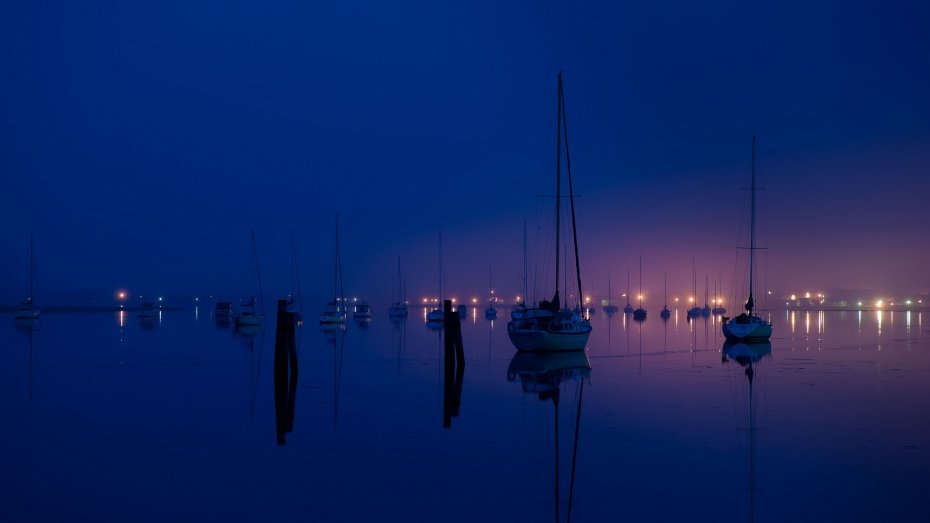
[{"x1": 2, "y1": 307, "x2": 928, "y2": 522}]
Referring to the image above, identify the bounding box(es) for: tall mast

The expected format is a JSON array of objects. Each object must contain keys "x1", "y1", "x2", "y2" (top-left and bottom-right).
[
  {"x1": 251, "y1": 229, "x2": 264, "y2": 314},
  {"x1": 522, "y1": 219, "x2": 528, "y2": 305},
  {"x1": 29, "y1": 234, "x2": 35, "y2": 302},
  {"x1": 561, "y1": 72, "x2": 583, "y2": 305},
  {"x1": 747, "y1": 135, "x2": 757, "y2": 315},
  {"x1": 438, "y1": 229, "x2": 443, "y2": 304},
  {"x1": 554, "y1": 72, "x2": 563, "y2": 303}
]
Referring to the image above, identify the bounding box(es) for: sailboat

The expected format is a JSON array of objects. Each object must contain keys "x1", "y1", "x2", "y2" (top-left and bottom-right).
[
  {"x1": 622, "y1": 267, "x2": 634, "y2": 315},
  {"x1": 723, "y1": 135, "x2": 773, "y2": 342},
  {"x1": 660, "y1": 272, "x2": 671, "y2": 320},
  {"x1": 602, "y1": 274, "x2": 618, "y2": 314},
  {"x1": 388, "y1": 257, "x2": 409, "y2": 318},
  {"x1": 507, "y1": 72, "x2": 592, "y2": 352},
  {"x1": 511, "y1": 220, "x2": 529, "y2": 320},
  {"x1": 236, "y1": 230, "x2": 265, "y2": 327},
  {"x1": 288, "y1": 231, "x2": 303, "y2": 320},
  {"x1": 426, "y1": 230, "x2": 444, "y2": 324},
  {"x1": 712, "y1": 277, "x2": 727, "y2": 315},
  {"x1": 484, "y1": 263, "x2": 498, "y2": 319},
  {"x1": 15, "y1": 234, "x2": 40, "y2": 321},
  {"x1": 687, "y1": 259, "x2": 702, "y2": 318},
  {"x1": 701, "y1": 275, "x2": 712, "y2": 317},
  {"x1": 633, "y1": 256, "x2": 647, "y2": 321},
  {"x1": 320, "y1": 220, "x2": 347, "y2": 325}
]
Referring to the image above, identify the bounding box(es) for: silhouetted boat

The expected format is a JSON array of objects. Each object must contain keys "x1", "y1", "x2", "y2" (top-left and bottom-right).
[
  {"x1": 137, "y1": 301, "x2": 156, "y2": 318},
  {"x1": 426, "y1": 230, "x2": 444, "y2": 324},
  {"x1": 388, "y1": 257, "x2": 408, "y2": 318},
  {"x1": 723, "y1": 136, "x2": 773, "y2": 342},
  {"x1": 603, "y1": 274, "x2": 619, "y2": 314},
  {"x1": 353, "y1": 300, "x2": 372, "y2": 321},
  {"x1": 633, "y1": 256, "x2": 647, "y2": 321},
  {"x1": 484, "y1": 263, "x2": 497, "y2": 319},
  {"x1": 623, "y1": 267, "x2": 634, "y2": 315},
  {"x1": 14, "y1": 235, "x2": 40, "y2": 321},
  {"x1": 288, "y1": 230, "x2": 303, "y2": 320},
  {"x1": 236, "y1": 230, "x2": 265, "y2": 328},
  {"x1": 320, "y1": 219, "x2": 346, "y2": 325},
  {"x1": 712, "y1": 277, "x2": 727, "y2": 315},
  {"x1": 507, "y1": 73, "x2": 592, "y2": 352},
  {"x1": 660, "y1": 272, "x2": 671, "y2": 320},
  {"x1": 687, "y1": 259, "x2": 702, "y2": 318}
]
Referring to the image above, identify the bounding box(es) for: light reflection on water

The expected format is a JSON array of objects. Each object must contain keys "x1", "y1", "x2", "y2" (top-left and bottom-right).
[{"x1": 1, "y1": 307, "x2": 928, "y2": 522}]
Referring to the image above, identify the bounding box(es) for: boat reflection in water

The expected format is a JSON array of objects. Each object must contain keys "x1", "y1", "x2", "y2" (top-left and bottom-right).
[
  {"x1": 722, "y1": 340, "x2": 772, "y2": 523},
  {"x1": 507, "y1": 350, "x2": 591, "y2": 522}
]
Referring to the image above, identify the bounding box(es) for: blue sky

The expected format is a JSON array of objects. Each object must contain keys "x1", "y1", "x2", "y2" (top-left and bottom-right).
[{"x1": 2, "y1": 0, "x2": 928, "y2": 305}]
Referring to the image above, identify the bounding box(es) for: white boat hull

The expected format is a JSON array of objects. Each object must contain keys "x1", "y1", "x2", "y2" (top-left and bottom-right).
[
  {"x1": 236, "y1": 314, "x2": 264, "y2": 326},
  {"x1": 319, "y1": 313, "x2": 345, "y2": 324},
  {"x1": 722, "y1": 316, "x2": 772, "y2": 342},
  {"x1": 15, "y1": 309, "x2": 40, "y2": 320},
  {"x1": 426, "y1": 309, "x2": 444, "y2": 323},
  {"x1": 507, "y1": 327, "x2": 591, "y2": 352}
]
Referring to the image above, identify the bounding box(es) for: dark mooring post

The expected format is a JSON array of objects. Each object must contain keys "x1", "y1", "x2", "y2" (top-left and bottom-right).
[
  {"x1": 274, "y1": 299, "x2": 298, "y2": 445},
  {"x1": 443, "y1": 299, "x2": 465, "y2": 428}
]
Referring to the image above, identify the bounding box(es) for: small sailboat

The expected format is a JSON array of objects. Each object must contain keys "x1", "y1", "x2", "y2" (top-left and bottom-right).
[
  {"x1": 687, "y1": 259, "x2": 702, "y2": 318},
  {"x1": 712, "y1": 277, "x2": 727, "y2": 315},
  {"x1": 602, "y1": 274, "x2": 618, "y2": 314},
  {"x1": 622, "y1": 267, "x2": 634, "y2": 315},
  {"x1": 633, "y1": 256, "x2": 647, "y2": 321},
  {"x1": 320, "y1": 220, "x2": 347, "y2": 325},
  {"x1": 288, "y1": 231, "x2": 304, "y2": 320},
  {"x1": 701, "y1": 275, "x2": 712, "y2": 317},
  {"x1": 511, "y1": 220, "x2": 530, "y2": 321},
  {"x1": 236, "y1": 230, "x2": 265, "y2": 328},
  {"x1": 660, "y1": 272, "x2": 671, "y2": 320},
  {"x1": 507, "y1": 72, "x2": 592, "y2": 352},
  {"x1": 388, "y1": 257, "x2": 409, "y2": 318},
  {"x1": 353, "y1": 299, "x2": 372, "y2": 321},
  {"x1": 484, "y1": 263, "x2": 497, "y2": 319},
  {"x1": 426, "y1": 230, "x2": 444, "y2": 324},
  {"x1": 723, "y1": 135, "x2": 773, "y2": 342},
  {"x1": 14, "y1": 235, "x2": 40, "y2": 321}
]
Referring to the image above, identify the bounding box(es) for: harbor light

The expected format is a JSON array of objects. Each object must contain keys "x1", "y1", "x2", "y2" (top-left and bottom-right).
[{"x1": 876, "y1": 300, "x2": 883, "y2": 308}]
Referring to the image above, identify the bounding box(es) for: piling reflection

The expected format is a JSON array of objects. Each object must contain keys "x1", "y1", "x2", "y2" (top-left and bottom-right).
[
  {"x1": 442, "y1": 301, "x2": 465, "y2": 429},
  {"x1": 14, "y1": 319, "x2": 38, "y2": 401},
  {"x1": 273, "y1": 300, "x2": 299, "y2": 446},
  {"x1": 321, "y1": 322, "x2": 347, "y2": 430},
  {"x1": 722, "y1": 340, "x2": 772, "y2": 523},
  {"x1": 507, "y1": 350, "x2": 590, "y2": 522}
]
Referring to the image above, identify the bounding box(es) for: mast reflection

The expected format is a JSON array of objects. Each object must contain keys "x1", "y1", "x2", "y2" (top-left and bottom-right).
[
  {"x1": 722, "y1": 340, "x2": 772, "y2": 523},
  {"x1": 507, "y1": 351, "x2": 591, "y2": 522}
]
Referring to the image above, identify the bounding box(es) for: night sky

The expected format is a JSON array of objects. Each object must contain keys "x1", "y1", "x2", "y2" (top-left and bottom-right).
[{"x1": 2, "y1": 0, "x2": 929, "y2": 306}]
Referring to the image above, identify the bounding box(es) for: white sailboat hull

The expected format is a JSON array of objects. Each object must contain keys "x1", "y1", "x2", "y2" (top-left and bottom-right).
[
  {"x1": 15, "y1": 309, "x2": 40, "y2": 320},
  {"x1": 426, "y1": 309, "x2": 444, "y2": 323},
  {"x1": 236, "y1": 314, "x2": 264, "y2": 326},
  {"x1": 388, "y1": 306, "x2": 408, "y2": 318},
  {"x1": 722, "y1": 316, "x2": 772, "y2": 342},
  {"x1": 507, "y1": 325, "x2": 591, "y2": 352}
]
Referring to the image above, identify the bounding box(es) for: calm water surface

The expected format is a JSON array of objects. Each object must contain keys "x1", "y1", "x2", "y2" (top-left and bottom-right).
[{"x1": 2, "y1": 307, "x2": 928, "y2": 522}]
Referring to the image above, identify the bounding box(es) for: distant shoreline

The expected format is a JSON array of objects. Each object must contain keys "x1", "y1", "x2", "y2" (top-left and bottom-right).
[{"x1": 0, "y1": 305, "x2": 185, "y2": 313}]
